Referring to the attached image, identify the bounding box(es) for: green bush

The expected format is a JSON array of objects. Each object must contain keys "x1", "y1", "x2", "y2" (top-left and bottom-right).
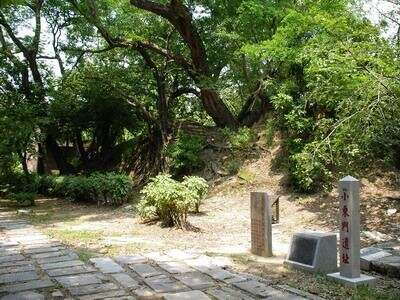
[
  {"x1": 1, "y1": 173, "x2": 40, "y2": 194},
  {"x1": 223, "y1": 127, "x2": 256, "y2": 151},
  {"x1": 88, "y1": 172, "x2": 133, "y2": 205},
  {"x1": 11, "y1": 192, "x2": 36, "y2": 207},
  {"x1": 137, "y1": 174, "x2": 209, "y2": 228},
  {"x1": 167, "y1": 132, "x2": 205, "y2": 175},
  {"x1": 182, "y1": 176, "x2": 209, "y2": 213},
  {"x1": 38, "y1": 173, "x2": 133, "y2": 206}
]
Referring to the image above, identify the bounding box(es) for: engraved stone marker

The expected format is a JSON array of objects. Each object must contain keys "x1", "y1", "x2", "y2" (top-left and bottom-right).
[
  {"x1": 250, "y1": 192, "x2": 272, "y2": 257},
  {"x1": 328, "y1": 176, "x2": 376, "y2": 287},
  {"x1": 285, "y1": 231, "x2": 337, "y2": 273}
]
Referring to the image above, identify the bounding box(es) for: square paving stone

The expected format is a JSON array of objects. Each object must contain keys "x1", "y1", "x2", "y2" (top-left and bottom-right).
[
  {"x1": 164, "y1": 290, "x2": 211, "y2": 300},
  {"x1": 159, "y1": 261, "x2": 194, "y2": 274},
  {"x1": 174, "y1": 272, "x2": 214, "y2": 290},
  {"x1": 1, "y1": 291, "x2": 45, "y2": 300},
  {"x1": 233, "y1": 280, "x2": 278, "y2": 298},
  {"x1": 24, "y1": 246, "x2": 63, "y2": 255},
  {"x1": 47, "y1": 265, "x2": 95, "y2": 277},
  {"x1": 0, "y1": 279, "x2": 54, "y2": 293},
  {"x1": 41, "y1": 260, "x2": 84, "y2": 270},
  {"x1": 55, "y1": 273, "x2": 102, "y2": 287},
  {"x1": 114, "y1": 255, "x2": 147, "y2": 265},
  {"x1": 89, "y1": 257, "x2": 124, "y2": 274},
  {"x1": 206, "y1": 286, "x2": 255, "y2": 300},
  {"x1": 0, "y1": 271, "x2": 38, "y2": 284},
  {"x1": 36, "y1": 253, "x2": 79, "y2": 265},
  {"x1": 78, "y1": 290, "x2": 128, "y2": 300},
  {"x1": 130, "y1": 263, "x2": 162, "y2": 278},
  {"x1": 0, "y1": 264, "x2": 35, "y2": 275},
  {"x1": 144, "y1": 275, "x2": 188, "y2": 293},
  {"x1": 110, "y1": 273, "x2": 139, "y2": 289},
  {"x1": 69, "y1": 283, "x2": 119, "y2": 296},
  {"x1": 0, "y1": 255, "x2": 25, "y2": 263},
  {"x1": 31, "y1": 251, "x2": 69, "y2": 260},
  {"x1": 0, "y1": 260, "x2": 32, "y2": 269}
]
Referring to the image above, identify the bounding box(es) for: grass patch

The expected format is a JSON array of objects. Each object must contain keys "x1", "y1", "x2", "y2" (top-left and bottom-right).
[
  {"x1": 352, "y1": 285, "x2": 400, "y2": 300},
  {"x1": 238, "y1": 168, "x2": 256, "y2": 182},
  {"x1": 76, "y1": 249, "x2": 98, "y2": 262},
  {"x1": 43, "y1": 229, "x2": 102, "y2": 244}
]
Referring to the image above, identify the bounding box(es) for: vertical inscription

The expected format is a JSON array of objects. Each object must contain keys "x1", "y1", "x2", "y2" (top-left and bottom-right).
[
  {"x1": 339, "y1": 176, "x2": 361, "y2": 278},
  {"x1": 251, "y1": 192, "x2": 272, "y2": 257}
]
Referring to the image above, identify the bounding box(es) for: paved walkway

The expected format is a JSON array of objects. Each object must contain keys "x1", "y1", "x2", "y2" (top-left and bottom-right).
[{"x1": 0, "y1": 215, "x2": 306, "y2": 300}]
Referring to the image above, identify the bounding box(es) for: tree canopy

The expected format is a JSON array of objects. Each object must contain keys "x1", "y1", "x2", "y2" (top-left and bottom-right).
[{"x1": 1, "y1": 0, "x2": 399, "y2": 191}]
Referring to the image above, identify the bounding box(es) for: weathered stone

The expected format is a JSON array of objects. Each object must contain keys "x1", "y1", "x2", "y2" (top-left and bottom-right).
[
  {"x1": 206, "y1": 286, "x2": 254, "y2": 300},
  {"x1": 251, "y1": 192, "x2": 273, "y2": 257},
  {"x1": 114, "y1": 255, "x2": 147, "y2": 265},
  {"x1": 47, "y1": 265, "x2": 95, "y2": 277},
  {"x1": 41, "y1": 260, "x2": 84, "y2": 270},
  {"x1": 0, "y1": 264, "x2": 35, "y2": 275},
  {"x1": 90, "y1": 257, "x2": 123, "y2": 274},
  {"x1": 0, "y1": 279, "x2": 54, "y2": 293},
  {"x1": 51, "y1": 290, "x2": 64, "y2": 300},
  {"x1": 24, "y1": 242, "x2": 61, "y2": 250},
  {"x1": 55, "y1": 273, "x2": 102, "y2": 287},
  {"x1": 36, "y1": 253, "x2": 79, "y2": 265},
  {"x1": 200, "y1": 267, "x2": 245, "y2": 283},
  {"x1": 1, "y1": 291, "x2": 44, "y2": 300},
  {"x1": 285, "y1": 232, "x2": 337, "y2": 274},
  {"x1": 371, "y1": 255, "x2": 400, "y2": 278},
  {"x1": 163, "y1": 290, "x2": 211, "y2": 300},
  {"x1": 0, "y1": 255, "x2": 25, "y2": 264},
  {"x1": 24, "y1": 246, "x2": 63, "y2": 255},
  {"x1": 0, "y1": 271, "x2": 38, "y2": 284},
  {"x1": 130, "y1": 263, "x2": 162, "y2": 278},
  {"x1": 159, "y1": 261, "x2": 193, "y2": 274},
  {"x1": 30, "y1": 251, "x2": 68, "y2": 260},
  {"x1": 69, "y1": 283, "x2": 119, "y2": 296},
  {"x1": 233, "y1": 280, "x2": 274, "y2": 297},
  {"x1": 360, "y1": 249, "x2": 392, "y2": 271},
  {"x1": 0, "y1": 260, "x2": 32, "y2": 268},
  {"x1": 110, "y1": 273, "x2": 139, "y2": 289},
  {"x1": 78, "y1": 290, "x2": 128, "y2": 300},
  {"x1": 145, "y1": 275, "x2": 188, "y2": 293},
  {"x1": 133, "y1": 287, "x2": 159, "y2": 298},
  {"x1": 174, "y1": 272, "x2": 214, "y2": 290}
]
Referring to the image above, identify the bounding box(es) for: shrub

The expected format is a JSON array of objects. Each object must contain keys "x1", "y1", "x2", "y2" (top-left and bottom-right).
[
  {"x1": 88, "y1": 172, "x2": 133, "y2": 205},
  {"x1": 167, "y1": 132, "x2": 205, "y2": 175},
  {"x1": 182, "y1": 176, "x2": 209, "y2": 213},
  {"x1": 137, "y1": 174, "x2": 209, "y2": 228},
  {"x1": 39, "y1": 173, "x2": 133, "y2": 206},
  {"x1": 1, "y1": 173, "x2": 40, "y2": 194},
  {"x1": 10, "y1": 192, "x2": 36, "y2": 207},
  {"x1": 223, "y1": 127, "x2": 256, "y2": 151}
]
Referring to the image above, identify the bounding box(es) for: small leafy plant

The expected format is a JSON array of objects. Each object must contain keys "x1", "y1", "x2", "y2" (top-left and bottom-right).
[
  {"x1": 137, "y1": 174, "x2": 209, "y2": 228},
  {"x1": 11, "y1": 192, "x2": 36, "y2": 207}
]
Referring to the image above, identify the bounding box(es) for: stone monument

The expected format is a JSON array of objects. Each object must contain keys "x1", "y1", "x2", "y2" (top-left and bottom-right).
[
  {"x1": 328, "y1": 176, "x2": 376, "y2": 287},
  {"x1": 285, "y1": 231, "x2": 337, "y2": 273},
  {"x1": 250, "y1": 192, "x2": 273, "y2": 257}
]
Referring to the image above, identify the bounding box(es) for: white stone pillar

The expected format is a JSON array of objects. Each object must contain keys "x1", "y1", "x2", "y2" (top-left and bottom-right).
[{"x1": 328, "y1": 176, "x2": 376, "y2": 287}]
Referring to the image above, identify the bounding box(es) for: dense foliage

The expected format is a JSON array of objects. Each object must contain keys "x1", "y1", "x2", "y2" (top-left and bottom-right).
[
  {"x1": 0, "y1": 0, "x2": 399, "y2": 192},
  {"x1": 138, "y1": 174, "x2": 209, "y2": 228}
]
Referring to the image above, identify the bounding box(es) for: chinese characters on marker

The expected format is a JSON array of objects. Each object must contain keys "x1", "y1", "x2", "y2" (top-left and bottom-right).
[{"x1": 341, "y1": 188, "x2": 349, "y2": 264}]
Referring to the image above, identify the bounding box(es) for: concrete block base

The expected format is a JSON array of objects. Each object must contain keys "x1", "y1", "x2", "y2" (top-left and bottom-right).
[{"x1": 327, "y1": 272, "x2": 376, "y2": 287}]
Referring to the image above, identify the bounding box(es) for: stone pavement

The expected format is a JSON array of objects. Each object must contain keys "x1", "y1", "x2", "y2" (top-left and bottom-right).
[{"x1": 0, "y1": 216, "x2": 308, "y2": 300}]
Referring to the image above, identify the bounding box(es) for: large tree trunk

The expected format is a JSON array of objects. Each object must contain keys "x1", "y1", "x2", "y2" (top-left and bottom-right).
[{"x1": 132, "y1": 0, "x2": 237, "y2": 128}]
